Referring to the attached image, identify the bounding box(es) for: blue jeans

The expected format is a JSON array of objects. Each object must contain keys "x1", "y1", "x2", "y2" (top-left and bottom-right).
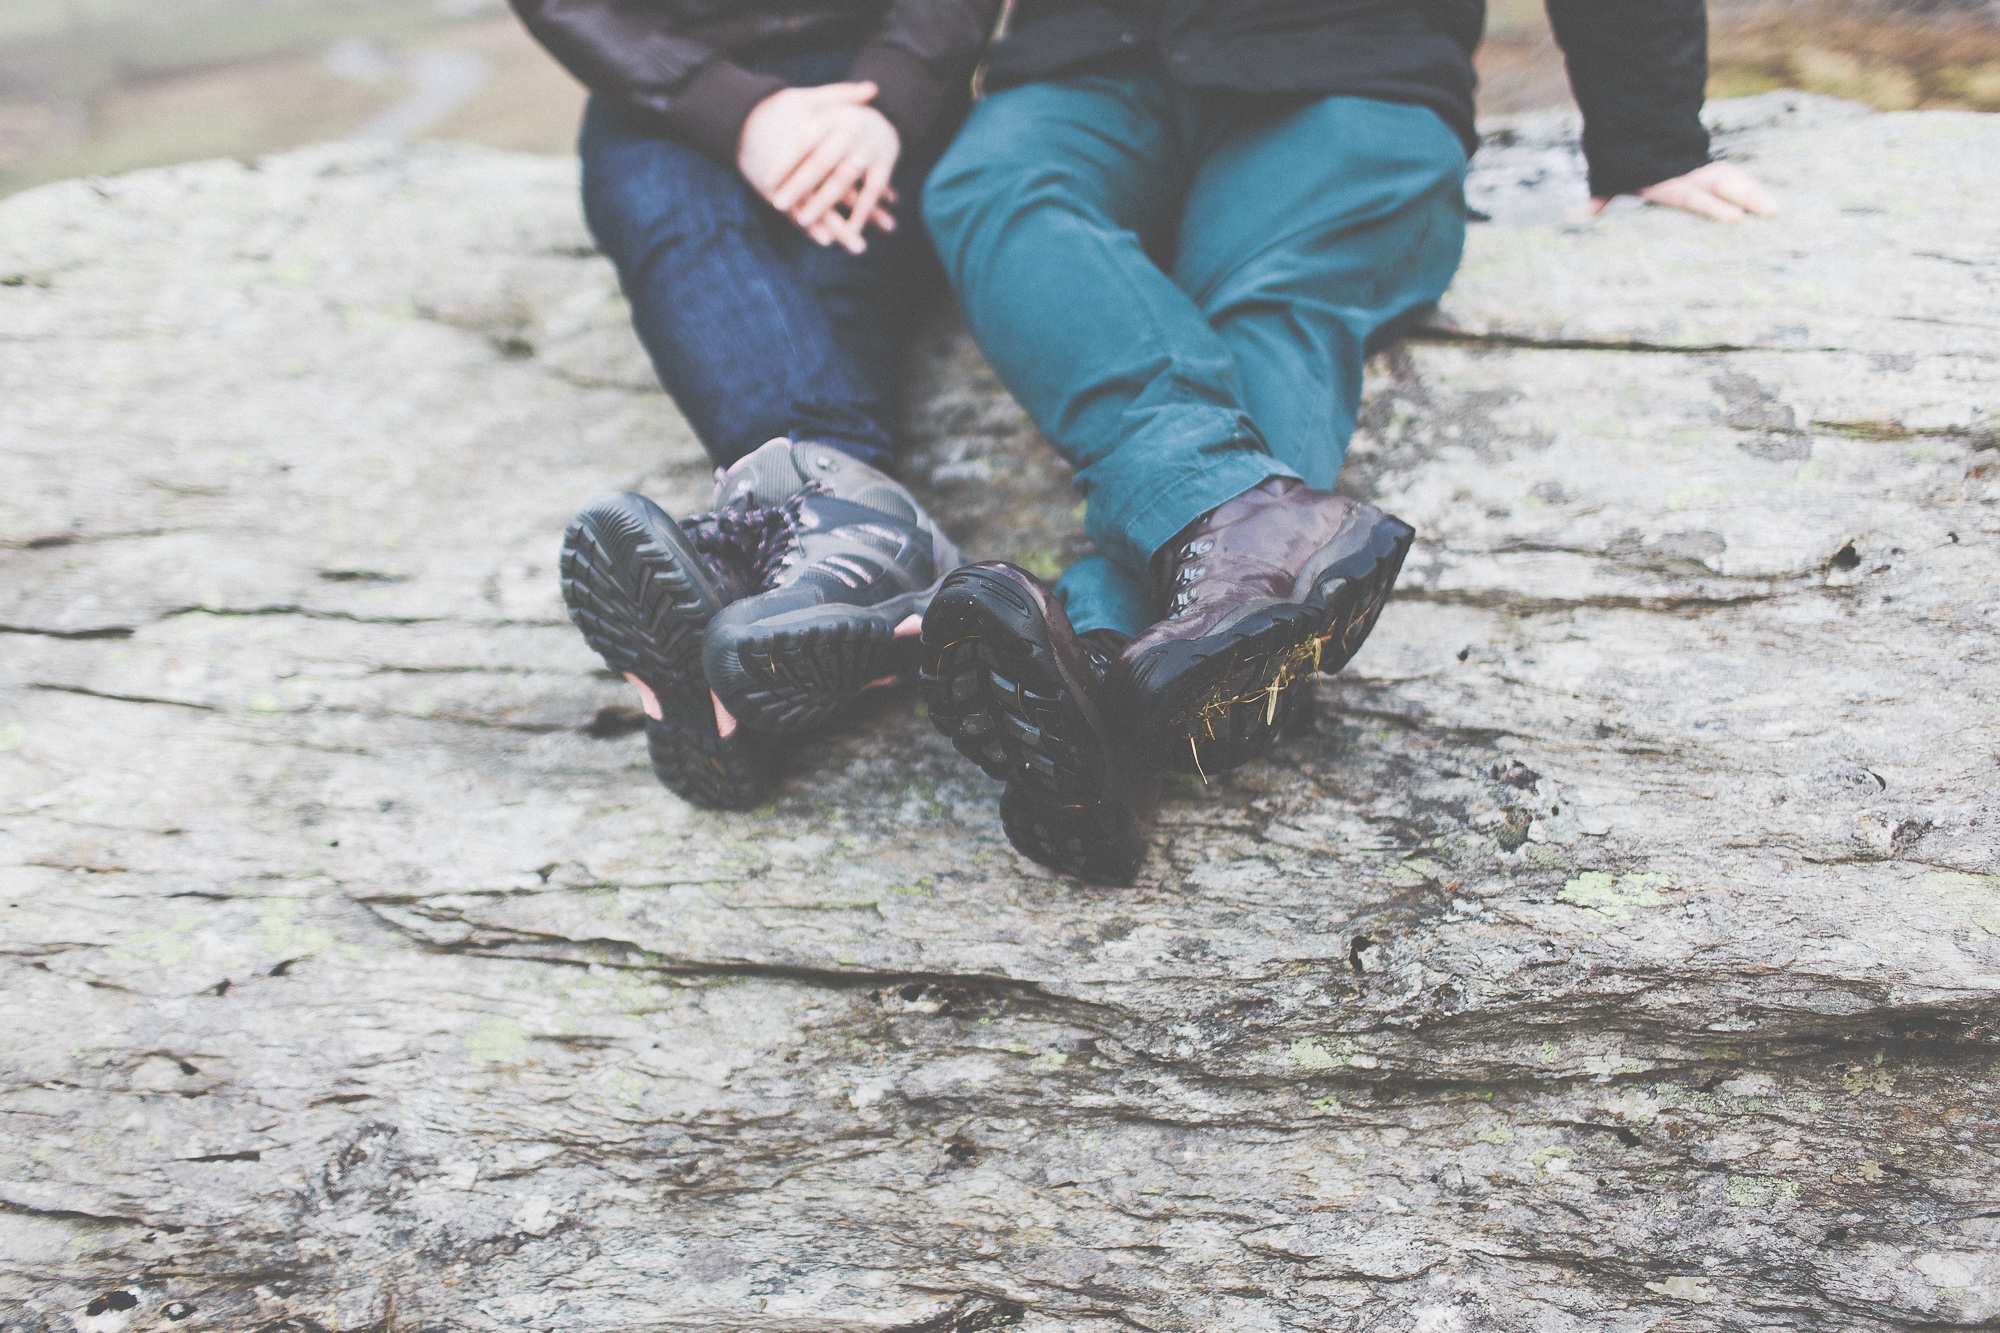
[
  {"x1": 580, "y1": 47, "x2": 937, "y2": 474},
  {"x1": 924, "y1": 73, "x2": 1468, "y2": 636}
]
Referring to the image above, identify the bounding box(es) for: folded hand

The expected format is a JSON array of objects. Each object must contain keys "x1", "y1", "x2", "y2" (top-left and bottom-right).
[{"x1": 737, "y1": 81, "x2": 901, "y2": 253}]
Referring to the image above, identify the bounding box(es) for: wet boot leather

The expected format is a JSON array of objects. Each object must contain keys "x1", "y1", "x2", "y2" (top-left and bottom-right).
[{"x1": 1111, "y1": 477, "x2": 1414, "y2": 775}]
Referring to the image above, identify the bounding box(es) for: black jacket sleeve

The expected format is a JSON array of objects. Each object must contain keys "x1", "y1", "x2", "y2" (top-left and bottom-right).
[
  {"x1": 511, "y1": 0, "x2": 996, "y2": 163},
  {"x1": 1546, "y1": 0, "x2": 1711, "y2": 198}
]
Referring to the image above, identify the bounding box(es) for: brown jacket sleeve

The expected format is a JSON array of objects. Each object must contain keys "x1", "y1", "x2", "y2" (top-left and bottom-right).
[
  {"x1": 510, "y1": 0, "x2": 998, "y2": 163},
  {"x1": 849, "y1": 0, "x2": 1002, "y2": 152}
]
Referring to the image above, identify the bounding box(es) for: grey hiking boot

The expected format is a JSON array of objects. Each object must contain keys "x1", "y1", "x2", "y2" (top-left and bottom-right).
[
  {"x1": 702, "y1": 438, "x2": 961, "y2": 733},
  {"x1": 560, "y1": 491, "x2": 774, "y2": 810}
]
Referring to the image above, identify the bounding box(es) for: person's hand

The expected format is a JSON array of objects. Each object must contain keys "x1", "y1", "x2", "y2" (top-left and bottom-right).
[
  {"x1": 1586, "y1": 161, "x2": 1779, "y2": 223},
  {"x1": 737, "y1": 82, "x2": 900, "y2": 253},
  {"x1": 773, "y1": 96, "x2": 899, "y2": 252}
]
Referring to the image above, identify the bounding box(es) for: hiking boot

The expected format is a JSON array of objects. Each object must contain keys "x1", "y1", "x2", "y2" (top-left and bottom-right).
[
  {"x1": 1111, "y1": 477, "x2": 1414, "y2": 776},
  {"x1": 560, "y1": 491, "x2": 774, "y2": 811},
  {"x1": 702, "y1": 438, "x2": 960, "y2": 733},
  {"x1": 921, "y1": 562, "x2": 1157, "y2": 885}
]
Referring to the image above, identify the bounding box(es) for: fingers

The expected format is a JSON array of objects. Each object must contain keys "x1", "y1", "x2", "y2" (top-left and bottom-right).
[
  {"x1": 750, "y1": 94, "x2": 898, "y2": 249},
  {"x1": 1671, "y1": 184, "x2": 1745, "y2": 221},
  {"x1": 782, "y1": 80, "x2": 878, "y2": 111},
  {"x1": 778, "y1": 120, "x2": 896, "y2": 240},
  {"x1": 819, "y1": 195, "x2": 869, "y2": 254},
  {"x1": 1632, "y1": 162, "x2": 1779, "y2": 223},
  {"x1": 809, "y1": 80, "x2": 877, "y2": 106},
  {"x1": 772, "y1": 128, "x2": 860, "y2": 215},
  {"x1": 1705, "y1": 163, "x2": 1780, "y2": 217},
  {"x1": 792, "y1": 190, "x2": 895, "y2": 252},
  {"x1": 787, "y1": 190, "x2": 894, "y2": 251},
  {"x1": 1638, "y1": 177, "x2": 1729, "y2": 221},
  {"x1": 848, "y1": 158, "x2": 891, "y2": 228},
  {"x1": 1688, "y1": 190, "x2": 1746, "y2": 222},
  {"x1": 737, "y1": 83, "x2": 881, "y2": 202},
  {"x1": 832, "y1": 158, "x2": 895, "y2": 253},
  {"x1": 1653, "y1": 178, "x2": 1746, "y2": 222},
  {"x1": 798, "y1": 152, "x2": 869, "y2": 233}
]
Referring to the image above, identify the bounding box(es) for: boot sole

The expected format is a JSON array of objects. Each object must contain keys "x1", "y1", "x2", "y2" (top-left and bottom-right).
[
  {"x1": 1127, "y1": 511, "x2": 1414, "y2": 776},
  {"x1": 920, "y1": 566, "x2": 1149, "y2": 884},
  {"x1": 997, "y1": 780, "x2": 1148, "y2": 886},
  {"x1": 560, "y1": 493, "x2": 773, "y2": 811},
  {"x1": 705, "y1": 583, "x2": 940, "y2": 734}
]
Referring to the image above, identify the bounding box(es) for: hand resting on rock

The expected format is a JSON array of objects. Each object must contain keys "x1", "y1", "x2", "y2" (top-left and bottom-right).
[{"x1": 1586, "y1": 160, "x2": 1780, "y2": 222}]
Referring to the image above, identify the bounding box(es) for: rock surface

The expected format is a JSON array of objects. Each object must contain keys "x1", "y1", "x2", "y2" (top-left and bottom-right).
[{"x1": 2, "y1": 92, "x2": 1996, "y2": 1333}]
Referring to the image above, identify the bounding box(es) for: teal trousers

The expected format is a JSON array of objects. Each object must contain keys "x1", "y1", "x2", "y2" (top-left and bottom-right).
[{"x1": 923, "y1": 70, "x2": 1468, "y2": 636}]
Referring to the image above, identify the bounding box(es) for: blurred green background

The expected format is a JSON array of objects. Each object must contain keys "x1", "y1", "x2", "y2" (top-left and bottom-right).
[
  {"x1": 3, "y1": 0, "x2": 1997, "y2": 197},
  {"x1": 0, "y1": 0, "x2": 583, "y2": 195}
]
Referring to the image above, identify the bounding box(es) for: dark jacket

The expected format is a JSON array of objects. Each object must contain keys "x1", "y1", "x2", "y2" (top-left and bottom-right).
[
  {"x1": 514, "y1": 0, "x2": 1708, "y2": 198},
  {"x1": 985, "y1": 0, "x2": 1711, "y2": 197},
  {"x1": 511, "y1": 0, "x2": 1000, "y2": 161}
]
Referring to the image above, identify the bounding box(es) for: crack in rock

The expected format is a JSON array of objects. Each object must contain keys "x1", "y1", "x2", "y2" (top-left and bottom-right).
[{"x1": 4, "y1": 103, "x2": 1999, "y2": 1331}]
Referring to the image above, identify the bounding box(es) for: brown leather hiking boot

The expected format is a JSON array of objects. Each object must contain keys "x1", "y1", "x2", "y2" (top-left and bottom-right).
[
  {"x1": 920, "y1": 562, "x2": 1158, "y2": 884},
  {"x1": 1110, "y1": 477, "x2": 1415, "y2": 775}
]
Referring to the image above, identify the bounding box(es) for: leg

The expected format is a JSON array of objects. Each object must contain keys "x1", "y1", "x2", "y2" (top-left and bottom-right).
[
  {"x1": 765, "y1": 139, "x2": 941, "y2": 466},
  {"x1": 1174, "y1": 96, "x2": 1469, "y2": 488},
  {"x1": 579, "y1": 98, "x2": 900, "y2": 471},
  {"x1": 1052, "y1": 553, "x2": 1154, "y2": 641},
  {"x1": 922, "y1": 74, "x2": 1296, "y2": 595},
  {"x1": 1103, "y1": 98, "x2": 1461, "y2": 773}
]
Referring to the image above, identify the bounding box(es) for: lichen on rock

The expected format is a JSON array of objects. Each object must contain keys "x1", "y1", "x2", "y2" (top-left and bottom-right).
[{"x1": 2, "y1": 93, "x2": 1997, "y2": 1331}]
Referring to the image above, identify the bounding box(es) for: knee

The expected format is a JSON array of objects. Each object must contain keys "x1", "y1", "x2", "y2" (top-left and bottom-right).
[
  {"x1": 920, "y1": 125, "x2": 1005, "y2": 257},
  {"x1": 923, "y1": 136, "x2": 1115, "y2": 278},
  {"x1": 922, "y1": 89, "x2": 1093, "y2": 243},
  {"x1": 581, "y1": 129, "x2": 756, "y2": 260}
]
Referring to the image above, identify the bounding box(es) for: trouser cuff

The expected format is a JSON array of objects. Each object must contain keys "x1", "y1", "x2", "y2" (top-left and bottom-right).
[
  {"x1": 1091, "y1": 448, "x2": 1301, "y2": 574},
  {"x1": 1056, "y1": 555, "x2": 1155, "y2": 640}
]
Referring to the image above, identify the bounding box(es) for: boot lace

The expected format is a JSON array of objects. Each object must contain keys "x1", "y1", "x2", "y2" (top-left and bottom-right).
[
  {"x1": 681, "y1": 485, "x2": 822, "y2": 594},
  {"x1": 1166, "y1": 539, "x2": 1213, "y2": 618}
]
